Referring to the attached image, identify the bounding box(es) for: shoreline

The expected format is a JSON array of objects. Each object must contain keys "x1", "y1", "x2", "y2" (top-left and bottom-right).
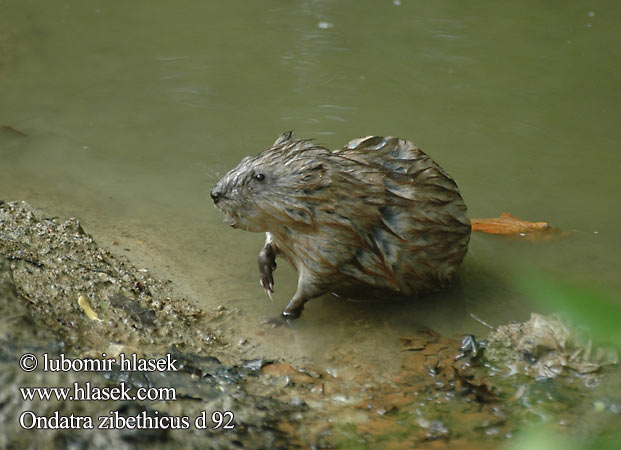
[{"x1": 1, "y1": 200, "x2": 618, "y2": 449}]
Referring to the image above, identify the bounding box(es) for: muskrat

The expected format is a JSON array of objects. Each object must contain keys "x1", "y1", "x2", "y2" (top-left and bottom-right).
[{"x1": 210, "y1": 132, "x2": 471, "y2": 319}]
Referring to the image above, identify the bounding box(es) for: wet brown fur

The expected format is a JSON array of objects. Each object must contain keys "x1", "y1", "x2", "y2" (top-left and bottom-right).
[{"x1": 211, "y1": 133, "x2": 471, "y2": 317}]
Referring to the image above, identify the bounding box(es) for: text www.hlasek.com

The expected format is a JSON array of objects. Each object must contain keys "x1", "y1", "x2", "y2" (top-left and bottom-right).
[{"x1": 20, "y1": 382, "x2": 176, "y2": 402}]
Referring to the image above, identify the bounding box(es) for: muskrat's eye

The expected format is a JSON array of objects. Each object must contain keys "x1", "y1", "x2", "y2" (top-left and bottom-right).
[{"x1": 254, "y1": 173, "x2": 265, "y2": 182}]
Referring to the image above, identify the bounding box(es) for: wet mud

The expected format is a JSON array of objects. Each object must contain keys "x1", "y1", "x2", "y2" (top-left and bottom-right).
[{"x1": 1, "y1": 201, "x2": 619, "y2": 449}]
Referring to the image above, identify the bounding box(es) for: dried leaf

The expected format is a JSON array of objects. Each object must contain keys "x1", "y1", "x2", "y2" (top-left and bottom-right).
[
  {"x1": 471, "y1": 212, "x2": 567, "y2": 240},
  {"x1": 453, "y1": 367, "x2": 498, "y2": 403},
  {"x1": 399, "y1": 336, "x2": 428, "y2": 351},
  {"x1": 77, "y1": 295, "x2": 103, "y2": 322}
]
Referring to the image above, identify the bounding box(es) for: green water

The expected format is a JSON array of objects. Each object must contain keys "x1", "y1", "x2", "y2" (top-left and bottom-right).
[{"x1": 1, "y1": 1, "x2": 620, "y2": 372}]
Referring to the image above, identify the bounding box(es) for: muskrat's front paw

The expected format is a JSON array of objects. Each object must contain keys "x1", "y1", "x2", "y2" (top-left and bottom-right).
[{"x1": 258, "y1": 247, "x2": 277, "y2": 300}]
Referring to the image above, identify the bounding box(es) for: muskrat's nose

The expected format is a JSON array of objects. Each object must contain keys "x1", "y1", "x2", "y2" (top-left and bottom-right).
[{"x1": 210, "y1": 188, "x2": 221, "y2": 204}]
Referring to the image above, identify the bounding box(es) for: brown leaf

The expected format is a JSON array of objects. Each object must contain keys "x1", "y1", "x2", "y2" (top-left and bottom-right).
[
  {"x1": 471, "y1": 212, "x2": 567, "y2": 240},
  {"x1": 399, "y1": 336, "x2": 428, "y2": 351},
  {"x1": 453, "y1": 367, "x2": 498, "y2": 403},
  {"x1": 261, "y1": 362, "x2": 316, "y2": 384}
]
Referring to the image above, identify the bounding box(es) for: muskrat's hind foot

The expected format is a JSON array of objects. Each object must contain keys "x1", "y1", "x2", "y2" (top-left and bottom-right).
[
  {"x1": 258, "y1": 243, "x2": 277, "y2": 300},
  {"x1": 282, "y1": 294, "x2": 308, "y2": 319},
  {"x1": 282, "y1": 307, "x2": 303, "y2": 319}
]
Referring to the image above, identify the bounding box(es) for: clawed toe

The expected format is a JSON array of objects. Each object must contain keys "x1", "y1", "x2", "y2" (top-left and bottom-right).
[
  {"x1": 264, "y1": 287, "x2": 273, "y2": 301},
  {"x1": 259, "y1": 279, "x2": 274, "y2": 300}
]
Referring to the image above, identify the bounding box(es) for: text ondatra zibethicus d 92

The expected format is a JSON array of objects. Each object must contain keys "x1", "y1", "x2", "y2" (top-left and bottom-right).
[{"x1": 210, "y1": 132, "x2": 471, "y2": 320}]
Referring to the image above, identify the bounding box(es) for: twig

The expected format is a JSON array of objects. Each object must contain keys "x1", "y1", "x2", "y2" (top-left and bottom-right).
[{"x1": 470, "y1": 313, "x2": 495, "y2": 330}]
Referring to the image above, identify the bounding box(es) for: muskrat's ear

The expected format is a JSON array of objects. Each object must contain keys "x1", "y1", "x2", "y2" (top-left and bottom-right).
[{"x1": 273, "y1": 131, "x2": 294, "y2": 147}]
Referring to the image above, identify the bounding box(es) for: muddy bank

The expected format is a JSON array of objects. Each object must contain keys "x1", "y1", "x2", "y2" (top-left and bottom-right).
[
  {"x1": 0, "y1": 201, "x2": 304, "y2": 449},
  {"x1": 1, "y1": 201, "x2": 619, "y2": 449}
]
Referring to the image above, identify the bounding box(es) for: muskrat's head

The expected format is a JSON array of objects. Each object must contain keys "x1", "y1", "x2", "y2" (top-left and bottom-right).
[{"x1": 211, "y1": 131, "x2": 332, "y2": 232}]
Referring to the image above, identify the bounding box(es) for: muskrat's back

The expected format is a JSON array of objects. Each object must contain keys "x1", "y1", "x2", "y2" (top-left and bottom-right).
[
  {"x1": 329, "y1": 135, "x2": 470, "y2": 293},
  {"x1": 211, "y1": 132, "x2": 471, "y2": 319}
]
